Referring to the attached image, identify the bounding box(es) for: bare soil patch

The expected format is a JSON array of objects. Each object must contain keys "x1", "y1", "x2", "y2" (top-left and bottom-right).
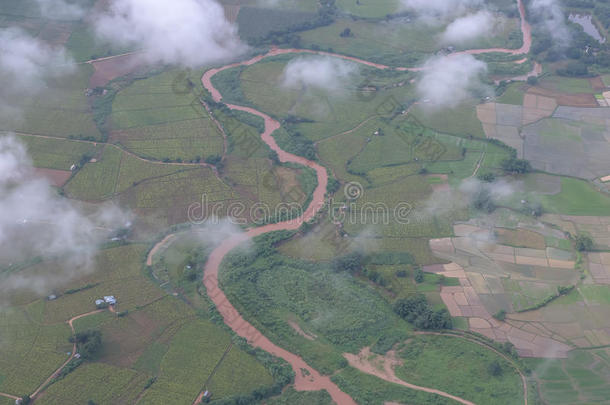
[
  {"x1": 89, "y1": 53, "x2": 144, "y2": 88},
  {"x1": 34, "y1": 167, "x2": 72, "y2": 187}
]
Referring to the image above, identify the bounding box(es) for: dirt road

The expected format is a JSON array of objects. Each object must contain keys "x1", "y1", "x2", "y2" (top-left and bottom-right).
[
  {"x1": 344, "y1": 347, "x2": 476, "y2": 405},
  {"x1": 31, "y1": 309, "x2": 105, "y2": 400}
]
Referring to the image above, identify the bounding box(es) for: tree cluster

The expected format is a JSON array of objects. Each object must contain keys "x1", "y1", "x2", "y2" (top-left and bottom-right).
[
  {"x1": 69, "y1": 329, "x2": 102, "y2": 359},
  {"x1": 393, "y1": 294, "x2": 452, "y2": 330}
]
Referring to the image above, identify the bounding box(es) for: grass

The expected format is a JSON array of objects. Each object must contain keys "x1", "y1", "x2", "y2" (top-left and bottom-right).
[
  {"x1": 0, "y1": 301, "x2": 72, "y2": 395},
  {"x1": 496, "y1": 82, "x2": 527, "y2": 105},
  {"x1": 238, "y1": 57, "x2": 417, "y2": 143},
  {"x1": 332, "y1": 366, "x2": 456, "y2": 404},
  {"x1": 539, "y1": 75, "x2": 594, "y2": 94},
  {"x1": 64, "y1": 145, "x2": 122, "y2": 200},
  {"x1": 2, "y1": 65, "x2": 102, "y2": 140},
  {"x1": 538, "y1": 119, "x2": 582, "y2": 142},
  {"x1": 110, "y1": 69, "x2": 210, "y2": 129},
  {"x1": 41, "y1": 245, "x2": 163, "y2": 324},
  {"x1": 220, "y1": 237, "x2": 411, "y2": 374},
  {"x1": 140, "y1": 320, "x2": 273, "y2": 403},
  {"x1": 394, "y1": 334, "x2": 523, "y2": 405},
  {"x1": 66, "y1": 23, "x2": 132, "y2": 63},
  {"x1": 336, "y1": 0, "x2": 400, "y2": 18},
  {"x1": 527, "y1": 349, "x2": 610, "y2": 405},
  {"x1": 111, "y1": 118, "x2": 224, "y2": 162},
  {"x1": 411, "y1": 102, "x2": 486, "y2": 139},
  {"x1": 237, "y1": 7, "x2": 318, "y2": 40},
  {"x1": 263, "y1": 386, "x2": 333, "y2": 404},
  {"x1": 38, "y1": 363, "x2": 148, "y2": 404},
  {"x1": 538, "y1": 177, "x2": 610, "y2": 215},
  {"x1": 16, "y1": 135, "x2": 102, "y2": 171}
]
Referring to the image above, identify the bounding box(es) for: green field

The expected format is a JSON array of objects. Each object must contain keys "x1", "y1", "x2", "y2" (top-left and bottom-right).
[
  {"x1": 336, "y1": 0, "x2": 400, "y2": 18},
  {"x1": 394, "y1": 334, "x2": 523, "y2": 405},
  {"x1": 0, "y1": 300, "x2": 72, "y2": 395},
  {"x1": 527, "y1": 349, "x2": 610, "y2": 405},
  {"x1": 539, "y1": 76, "x2": 594, "y2": 94},
  {"x1": 16, "y1": 135, "x2": 102, "y2": 171},
  {"x1": 140, "y1": 320, "x2": 273, "y2": 404},
  {"x1": 220, "y1": 233, "x2": 411, "y2": 374},
  {"x1": 2, "y1": 65, "x2": 102, "y2": 140},
  {"x1": 38, "y1": 363, "x2": 148, "y2": 404},
  {"x1": 539, "y1": 177, "x2": 610, "y2": 215},
  {"x1": 332, "y1": 367, "x2": 456, "y2": 404}
]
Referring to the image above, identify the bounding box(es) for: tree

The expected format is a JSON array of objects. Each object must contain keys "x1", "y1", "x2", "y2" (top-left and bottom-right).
[
  {"x1": 501, "y1": 157, "x2": 532, "y2": 174},
  {"x1": 332, "y1": 252, "x2": 364, "y2": 273},
  {"x1": 393, "y1": 295, "x2": 452, "y2": 329},
  {"x1": 574, "y1": 234, "x2": 593, "y2": 251},
  {"x1": 473, "y1": 188, "x2": 496, "y2": 213},
  {"x1": 488, "y1": 360, "x2": 503, "y2": 376},
  {"x1": 526, "y1": 76, "x2": 538, "y2": 86},
  {"x1": 477, "y1": 172, "x2": 496, "y2": 183},
  {"x1": 205, "y1": 154, "x2": 222, "y2": 166},
  {"x1": 21, "y1": 395, "x2": 31, "y2": 405},
  {"x1": 493, "y1": 310, "x2": 506, "y2": 321},
  {"x1": 69, "y1": 329, "x2": 102, "y2": 359},
  {"x1": 414, "y1": 267, "x2": 424, "y2": 283},
  {"x1": 340, "y1": 27, "x2": 352, "y2": 37}
]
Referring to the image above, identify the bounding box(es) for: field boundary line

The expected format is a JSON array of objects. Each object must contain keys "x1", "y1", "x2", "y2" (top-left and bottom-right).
[{"x1": 31, "y1": 309, "x2": 106, "y2": 401}]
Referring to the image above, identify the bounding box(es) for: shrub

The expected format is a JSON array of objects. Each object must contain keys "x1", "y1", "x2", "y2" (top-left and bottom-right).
[
  {"x1": 574, "y1": 234, "x2": 593, "y2": 251},
  {"x1": 493, "y1": 310, "x2": 506, "y2": 321},
  {"x1": 414, "y1": 267, "x2": 424, "y2": 283},
  {"x1": 501, "y1": 157, "x2": 532, "y2": 174},
  {"x1": 488, "y1": 360, "x2": 503, "y2": 376}
]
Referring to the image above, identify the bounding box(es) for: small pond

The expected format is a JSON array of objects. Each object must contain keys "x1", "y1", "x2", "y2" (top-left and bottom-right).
[{"x1": 569, "y1": 13, "x2": 606, "y2": 44}]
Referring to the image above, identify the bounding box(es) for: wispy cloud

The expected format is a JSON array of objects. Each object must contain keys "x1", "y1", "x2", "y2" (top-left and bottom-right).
[{"x1": 95, "y1": 0, "x2": 246, "y2": 67}]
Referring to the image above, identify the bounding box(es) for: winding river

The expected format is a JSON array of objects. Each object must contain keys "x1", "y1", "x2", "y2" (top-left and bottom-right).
[{"x1": 196, "y1": 1, "x2": 533, "y2": 403}]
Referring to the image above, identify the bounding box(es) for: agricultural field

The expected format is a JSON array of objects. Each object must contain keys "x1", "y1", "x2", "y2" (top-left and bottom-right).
[
  {"x1": 2, "y1": 65, "x2": 102, "y2": 140},
  {"x1": 394, "y1": 334, "x2": 523, "y2": 405},
  {"x1": 4, "y1": 0, "x2": 610, "y2": 403},
  {"x1": 37, "y1": 363, "x2": 148, "y2": 405},
  {"x1": 220, "y1": 237, "x2": 412, "y2": 374},
  {"x1": 527, "y1": 348, "x2": 610, "y2": 404}
]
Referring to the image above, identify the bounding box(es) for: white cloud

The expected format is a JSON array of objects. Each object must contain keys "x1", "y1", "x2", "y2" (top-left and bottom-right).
[
  {"x1": 401, "y1": 0, "x2": 484, "y2": 19},
  {"x1": 441, "y1": 11, "x2": 494, "y2": 44},
  {"x1": 530, "y1": 0, "x2": 570, "y2": 44},
  {"x1": 281, "y1": 56, "x2": 358, "y2": 91},
  {"x1": 0, "y1": 28, "x2": 74, "y2": 120},
  {"x1": 95, "y1": 0, "x2": 246, "y2": 67},
  {"x1": 0, "y1": 136, "x2": 131, "y2": 296},
  {"x1": 35, "y1": 0, "x2": 85, "y2": 20},
  {"x1": 417, "y1": 54, "x2": 489, "y2": 108}
]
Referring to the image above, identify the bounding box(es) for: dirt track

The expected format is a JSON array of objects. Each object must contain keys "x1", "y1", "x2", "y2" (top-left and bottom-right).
[
  {"x1": 31, "y1": 309, "x2": 105, "y2": 400},
  {"x1": 344, "y1": 347, "x2": 476, "y2": 405}
]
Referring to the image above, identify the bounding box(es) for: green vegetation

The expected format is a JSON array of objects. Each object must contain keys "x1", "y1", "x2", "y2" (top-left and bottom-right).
[
  {"x1": 39, "y1": 363, "x2": 147, "y2": 405},
  {"x1": 393, "y1": 294, "x2": 452, "y2": 330},
  {"x1": 69, "y1": 329, "x2": 103, "y2": 359},
  {"x1": 332, "y1": 367, "x2": 455, "y2": 404},
  {"x1": 527, "y1": 349, "x2": 610, "y2": 405},
  {"x1": 394, "y1": 334, "x2": 523, "y2": 405},
  {"x1": 0, "y1": 301, "x2": 72, "y2": 394},
  {"x1": 539, "y1": 177, "x2": 610, "y2": 215},
  {"x1": 3, "y1": 65, "x2": 102, "y2": 140},
  {"x1": 263, "y1": 387, "x2": 332, "y2": 404},
  {"x1": 16, "y1": 135, "x2": 102, "y2": 171},
  {"x1": 574, "y1": 234, "x2": 594, "y2": 251},
  {"x1": 220, "y1": 232, "x2": 410, "y2": 374}
]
